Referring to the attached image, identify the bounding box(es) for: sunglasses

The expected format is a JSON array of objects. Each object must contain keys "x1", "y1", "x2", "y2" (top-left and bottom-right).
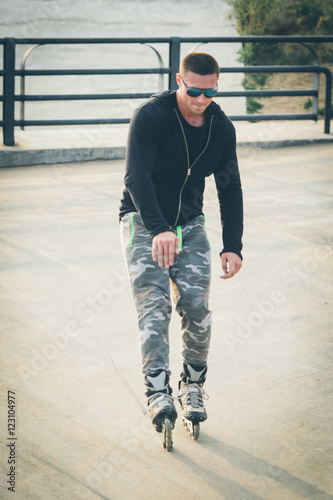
[{"x1": 180, "y1": 76, "x2": 218, "y2": 98}]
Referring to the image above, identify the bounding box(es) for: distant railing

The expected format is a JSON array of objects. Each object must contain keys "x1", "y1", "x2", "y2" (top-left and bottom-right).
[{"x1": 1, "y1": 36, "x2": 332, "y2": 146}]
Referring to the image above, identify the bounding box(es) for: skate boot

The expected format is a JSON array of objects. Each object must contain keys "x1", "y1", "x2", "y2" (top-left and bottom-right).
[
  {"x1": 144, "y1": 370, "x2": 177, "y2": 451},
  {"x1": 178, "y1": 363, "x2": 209, "y2": 441}
]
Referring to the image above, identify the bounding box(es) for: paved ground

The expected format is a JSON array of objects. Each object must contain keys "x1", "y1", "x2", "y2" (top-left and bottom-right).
[{"x1": 1, "y1": 137, "x2": 333, "y2": 499}]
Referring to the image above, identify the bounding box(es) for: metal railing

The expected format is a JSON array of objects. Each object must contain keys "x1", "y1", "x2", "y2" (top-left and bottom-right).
[{"x1": 1, "y1": 36, "x2": 332, "y2": 146}]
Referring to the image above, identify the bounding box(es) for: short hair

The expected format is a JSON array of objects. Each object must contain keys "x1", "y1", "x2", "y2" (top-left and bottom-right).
[{"x1": 179, "y1": 52, "x2": 220, "y2": 78}]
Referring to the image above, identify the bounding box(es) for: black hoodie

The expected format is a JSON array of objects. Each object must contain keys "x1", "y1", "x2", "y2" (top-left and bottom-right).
[{"x1": 119, "y1": 91, "x2": 243, "y2": 259}]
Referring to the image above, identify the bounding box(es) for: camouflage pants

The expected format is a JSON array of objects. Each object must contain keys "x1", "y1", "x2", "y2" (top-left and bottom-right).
[{"x1": 120, "y1": 213, "x2": 211, "y2": 375}]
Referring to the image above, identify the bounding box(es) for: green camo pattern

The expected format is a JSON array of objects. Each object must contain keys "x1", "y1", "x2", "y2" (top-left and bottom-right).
[{"x1": 120, "y1": 213, "x2": 212, "y2": 375}]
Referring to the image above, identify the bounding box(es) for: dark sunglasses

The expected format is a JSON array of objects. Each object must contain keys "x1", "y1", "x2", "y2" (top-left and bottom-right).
[{"x1": 180, "y1": 76, "x2": 218, "y2": 98}]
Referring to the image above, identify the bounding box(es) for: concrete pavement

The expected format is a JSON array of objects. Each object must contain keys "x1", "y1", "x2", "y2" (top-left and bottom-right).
[{"x1": 0, "y1": 136, "x2": 333, "y2": 499}]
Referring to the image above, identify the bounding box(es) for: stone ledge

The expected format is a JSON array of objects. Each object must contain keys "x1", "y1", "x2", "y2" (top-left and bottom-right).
[{"x1": 0, "y1": 147, "x2": 126, "y2": 168}]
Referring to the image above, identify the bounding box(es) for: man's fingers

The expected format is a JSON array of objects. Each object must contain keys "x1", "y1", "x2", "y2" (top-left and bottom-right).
[
  {"x1": 220, "y1": 268, "x2": 235, "y2": 279},
  {"x1": 168, "y1": 238, "x2": 180, "y2": 267},
  {"x1": 157, "y1": 240, "x2": 164, "y2": 268},
  {"x1": 220, "y1": 261, "x2": 234, "y2": 279},
  {"x1": 152, "y1": 231, "x2": 179, "y2": 268},
  {"x1": 220, "y1": 252, "x2": 242, "y2": 280},
  {"x1": 164, "y1": 239, "x2": 179, "y2": 268},
  {"x1": 152, "y1": 240, "x2": 158, "y2": 262},
  {"x1": 222, "y1": 258, "x2": 229, "y2": 274},
  {"x1": 165, "y1": 242, "x2": 172, "y2": 268}
]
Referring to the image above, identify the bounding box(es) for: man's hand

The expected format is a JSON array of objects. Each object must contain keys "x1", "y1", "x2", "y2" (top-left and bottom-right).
[
  {"x1": 152, "y1": 231, "x2": 179, "y2": 268},
  {"x1": 220, "y1": 252, "x2": 242, "y2": 279}
]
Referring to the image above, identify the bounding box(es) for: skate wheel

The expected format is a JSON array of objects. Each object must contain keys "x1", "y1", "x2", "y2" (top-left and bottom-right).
[
  {"x1": 162, "y1": 418, "x2": 173, "y2": 452},
  {"x1": 182, "y1": 417, "x2": 200, "y2": 441},
  {"x1": 192, "y1": 423, "x2": 200, "y2": 441}
]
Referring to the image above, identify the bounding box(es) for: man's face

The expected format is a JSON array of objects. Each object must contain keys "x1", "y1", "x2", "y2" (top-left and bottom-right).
[{"x1": 176, "y1": 71, "x2": 218, "y2": 118}]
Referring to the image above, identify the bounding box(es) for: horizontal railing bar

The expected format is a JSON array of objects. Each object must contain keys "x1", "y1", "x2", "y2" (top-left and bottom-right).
[
  {"x1": 230, "y1": 113, "x2": 317, "y2": 121},
  {"x1": 15, "y1": 118, "x2": 131, "y2": 126},
  {"x1": 220, "y1": 65, "x2": 331, "y2": 73},
  {"x1": 183, "y1": 36, "x2": 333, "y2": 43},
  {"x1": 16, "y1": 93, "x2": 154, "y2": 101},
  {"x1": 216, "y1": 90, "x2": 317, "y2": 97},
  {"x1": 1, "y1": 35, "x2": 333, "y2": 45},
  {"x1": 1, "y1": 38, "x2": 173, "y2": 45},
  {"x1": 14, "y1": 89, "x2": 318, "y2": 102},
  {"x1": 13, "y1": 66, "x2": 328, "y2": 77},
  {"x1": 15, "y1": 114, "x2": 317, "y2": 127},
  {"x1": 16, "y1": 68, "x2": 169, "y2": 76}
]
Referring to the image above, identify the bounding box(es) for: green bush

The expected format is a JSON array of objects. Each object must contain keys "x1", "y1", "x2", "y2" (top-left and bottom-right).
[
  {"x1": 230, "y1": 0, "x2": 333, "y2": 37},
  {"x1": 318, "y1": 105, "x2": 333, "y2": 116},
  {"x1": 303, "y1": 100, "x2": 333, "y2": 115},
  {"x1": 304, "y1": 98, "x2": 313, "y2": 109},
  {"x1": 229, "y1": 0, "x2": 333, "y2": 65},
  {"x1": 229, "y1": 0, "x2": 333, "y2": 114},
  {"x1": 247, "y1": 97, "x2": 264, "y2": 114}
]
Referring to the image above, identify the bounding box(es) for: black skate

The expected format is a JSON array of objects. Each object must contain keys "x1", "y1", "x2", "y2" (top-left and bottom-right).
[
  {"x1": 178, "y1": 364, "x2": 209, "y2": 441},
  {"x1": 144, "y1": 370, "x2": 177, "y2": 451}
]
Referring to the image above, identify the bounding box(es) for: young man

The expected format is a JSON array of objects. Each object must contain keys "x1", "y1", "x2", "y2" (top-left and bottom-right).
[{"x1": 119, "y1": 52, "x2": 243, "y2": 436}]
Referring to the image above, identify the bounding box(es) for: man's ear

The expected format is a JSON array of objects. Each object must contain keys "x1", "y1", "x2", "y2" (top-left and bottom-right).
[{"x1": 175, "y1": 73, "x2": 182, "y2": 87}]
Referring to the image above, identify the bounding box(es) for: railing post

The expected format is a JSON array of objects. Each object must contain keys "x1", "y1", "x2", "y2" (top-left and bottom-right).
[
  {"x1": 141, "y1": 43, "x2": 165, "y2": 92},
  {"x1": 3, "y1": 38, "x2": 16, "y2": 146},
  {"x1": 323, "y1": 67, "x2": 332, "y2": 134},
  {"x1": 169, "y1": 37, "x2": 181, "y2": 90},
  {"x1": 300, "y1": 43, "x2": 320, "y2": 117},
  {"x1": 20, "y1": 44, "x2": 41, "y2": 130}
]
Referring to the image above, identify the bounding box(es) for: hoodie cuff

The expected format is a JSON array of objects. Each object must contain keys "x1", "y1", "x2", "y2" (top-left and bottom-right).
[{"x1": 220, "y1": 248, "x2": 243, "y2": 261}]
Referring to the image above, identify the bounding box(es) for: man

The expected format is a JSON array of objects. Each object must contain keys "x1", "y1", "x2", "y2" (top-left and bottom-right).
[{"x1": 119, "y1": 52, "x2": 243, "y2": 437}]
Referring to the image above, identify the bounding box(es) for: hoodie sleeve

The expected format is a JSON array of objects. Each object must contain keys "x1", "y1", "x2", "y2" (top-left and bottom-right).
[
  {"x1": 214, "y1": 121, "x2": 243, "y2": 259},
  {"x1": 124, "y1": 106, "x2": 171, "y2": 237}
]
